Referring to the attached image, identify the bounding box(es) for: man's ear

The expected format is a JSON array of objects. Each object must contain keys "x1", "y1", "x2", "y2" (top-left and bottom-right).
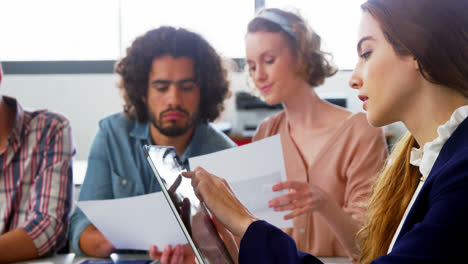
[{"x1": 141, "y1": 96, "x2": 146, "y2": 104}]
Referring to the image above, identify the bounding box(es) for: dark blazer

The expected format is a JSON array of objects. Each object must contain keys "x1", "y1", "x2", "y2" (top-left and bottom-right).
[{"x1": 239, "y1": 116, "x2": 468, "y2": 264}]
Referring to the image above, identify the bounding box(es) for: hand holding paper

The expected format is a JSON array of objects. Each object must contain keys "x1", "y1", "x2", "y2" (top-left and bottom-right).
[
  {"x1": 77, "y1": 192, "x2": 187, "y2": 250},
  {"x1": 189, "y1": 135, "x2": 293, "y2": 228}
]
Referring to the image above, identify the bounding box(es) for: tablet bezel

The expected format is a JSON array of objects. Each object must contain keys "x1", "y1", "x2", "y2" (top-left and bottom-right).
[{"x1": 143, "y1": 145, "x2": 234, "y2": 264}]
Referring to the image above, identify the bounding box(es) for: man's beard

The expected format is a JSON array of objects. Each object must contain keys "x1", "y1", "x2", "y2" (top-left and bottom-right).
[{"x1": 148, "y1": 106, "x2": 198, "y2": 137}]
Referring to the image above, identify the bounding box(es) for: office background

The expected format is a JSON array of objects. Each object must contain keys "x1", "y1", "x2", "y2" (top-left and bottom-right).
[{"x1": 0, "y1": 0, "x2": 406, "y2": 183}]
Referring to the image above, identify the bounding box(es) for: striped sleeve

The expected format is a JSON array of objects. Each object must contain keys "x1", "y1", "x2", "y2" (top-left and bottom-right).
[{"x1": 19, "y1": 114, "x2": 74, "y2": 256}]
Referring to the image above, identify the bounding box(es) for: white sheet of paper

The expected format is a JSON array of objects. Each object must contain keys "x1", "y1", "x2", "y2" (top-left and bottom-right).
[
  {"x1": 77, "y1": 192, "x2": 187, "y2": 250},
  {"x1": 189, "y1": 135, "x2": 293, "y2": 228}
]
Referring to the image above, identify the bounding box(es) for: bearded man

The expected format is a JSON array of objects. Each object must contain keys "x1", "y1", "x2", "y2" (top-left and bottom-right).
[{"x1": 70, "y1": 26, "x2": 235, "y2": 257}]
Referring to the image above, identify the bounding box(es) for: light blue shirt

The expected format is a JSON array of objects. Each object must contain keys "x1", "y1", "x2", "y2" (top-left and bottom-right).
[{"x1": 70, "y1": 113, "x2": 235, "y2": 255}]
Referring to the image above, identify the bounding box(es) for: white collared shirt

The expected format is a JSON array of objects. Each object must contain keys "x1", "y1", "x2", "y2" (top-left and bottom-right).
[{"x1": 387, "y1": 105, "x2": 468, "y2": 253}]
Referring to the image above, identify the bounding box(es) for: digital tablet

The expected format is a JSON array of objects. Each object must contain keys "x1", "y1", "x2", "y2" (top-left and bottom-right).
[{"x1": 143, "y1": 145, "x2": 234, "y2": 264}]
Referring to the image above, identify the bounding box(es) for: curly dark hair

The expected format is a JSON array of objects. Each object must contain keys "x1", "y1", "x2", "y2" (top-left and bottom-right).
[
  {"x1": 248, "y1": 8, "x2": 337, "y2": 87},
  {"x1": 115, "y1": 26, "x2": 230, "y2": 123}
]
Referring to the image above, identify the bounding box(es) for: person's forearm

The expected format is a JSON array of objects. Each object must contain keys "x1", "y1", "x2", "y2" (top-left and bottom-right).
[
  {"x1": 80, "y1": 224, "x2": 115, "y2": 257},
  {"x1": 0, "y1": 228, "x2": 38, "y2": 263},
  {"x1": 319, "y1": 200, "x2": 361, "y2": 260}
]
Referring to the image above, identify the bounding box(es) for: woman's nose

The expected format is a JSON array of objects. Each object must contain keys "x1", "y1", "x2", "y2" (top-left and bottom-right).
[
  {"x1": 348, "y1": 69, "x2": 363, "y2": 90},
  {"x1": 254, "y1": 65, "x2": 267, "y2": 83}
]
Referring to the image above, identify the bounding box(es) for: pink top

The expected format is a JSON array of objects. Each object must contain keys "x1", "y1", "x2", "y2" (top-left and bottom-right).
[{"x1": 253, "y1": 111, "x2": 388, "y2": 257}]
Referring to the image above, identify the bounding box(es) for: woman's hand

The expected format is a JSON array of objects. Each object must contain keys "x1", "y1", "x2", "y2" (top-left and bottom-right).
[
  {"x1": 182, "y1": 167, "x2": 258, "y2": 238},
  {"x1": 268, "y1": 180, "x2": 331, "y2": 219},
  {"x1": 149, "y1": 244, "x2": 195, "y2": 264},
  {"x1": 270, "y1": 180, "x2": 362, "y2": 260}
]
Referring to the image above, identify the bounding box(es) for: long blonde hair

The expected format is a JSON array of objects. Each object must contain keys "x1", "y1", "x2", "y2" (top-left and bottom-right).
[{"x1": 358, "y1": 133, "x2": 420, "y2": 264}]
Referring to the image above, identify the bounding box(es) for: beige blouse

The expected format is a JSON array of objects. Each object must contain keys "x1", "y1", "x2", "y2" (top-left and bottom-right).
[{"x1": 253, "y1": 111, "x2": 388, "y2": 257}]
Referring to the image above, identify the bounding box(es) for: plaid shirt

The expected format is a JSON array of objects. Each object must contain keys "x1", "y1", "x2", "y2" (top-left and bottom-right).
[{"x1": 0, "y1": 96, "x2": 74, "y2": 256}]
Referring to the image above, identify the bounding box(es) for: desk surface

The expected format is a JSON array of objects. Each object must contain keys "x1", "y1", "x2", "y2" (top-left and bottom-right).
[
  {"x1": 14, "y1": 253, "x2": 352, "y2": 264},
  {"x1": 14, "y1": 254, "x2": 155, "y2": 264}
]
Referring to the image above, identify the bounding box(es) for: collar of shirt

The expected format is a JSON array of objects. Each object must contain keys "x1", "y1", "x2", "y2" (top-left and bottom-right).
[
  {"x1": 410, "y1": 104, "x2": 468, "y2": 180},
  {"x1": 2, "y1": 96, "x2": 25, "y2": 149}
]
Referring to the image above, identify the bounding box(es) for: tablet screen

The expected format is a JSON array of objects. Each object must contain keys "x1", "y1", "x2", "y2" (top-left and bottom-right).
[{"x1": 143, "y1": 145, "x2": 234, "y2": 264}]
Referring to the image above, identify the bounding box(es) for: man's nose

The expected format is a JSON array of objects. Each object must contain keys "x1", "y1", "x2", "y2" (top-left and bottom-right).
[{"x1": 167, "y1": 85, "x2": 183, "y2": 107}]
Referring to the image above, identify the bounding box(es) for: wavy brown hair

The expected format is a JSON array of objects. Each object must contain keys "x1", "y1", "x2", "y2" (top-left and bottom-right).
[
  {"x1": 115, "y1": 26, "x2": 230, "y2": 123},
  {"x1": 359, "y1": 133, "x2": 420, "y2": 263},
  {"x1": 247, "y1": 8, "x2": 337, "y2": 88},
  {"x1": 358, "y1": 0, "x2": 468, "y2": 263}
]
